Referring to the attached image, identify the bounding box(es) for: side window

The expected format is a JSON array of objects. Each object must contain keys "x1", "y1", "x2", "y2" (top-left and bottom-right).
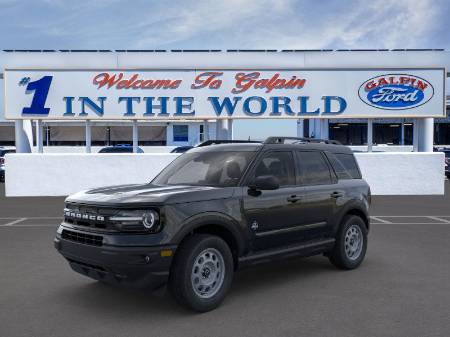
[
  {"x1": 326, "y1": 153, "x2": 352, "y2": 179},
  {"x1": 328, "y1": 153, "x2": 361, "y2": 179},
  {"x1": 297, "y1": 151, "x2": 332, "y2": 185},
  {"x1": 335, "y1": 153, "x2": 361, "y2": 179},
  {"x1": 254, "y1": 151, "x2": 295, "y2": 187}
]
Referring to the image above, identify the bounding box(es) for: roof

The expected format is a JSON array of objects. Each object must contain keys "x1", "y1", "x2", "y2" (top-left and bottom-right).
[
  {"x1": 190, "y1": 143, "x2": 263, "y2": 152},
  {"x1": 189, "y1": 139, "x2": 352, "y2": 154},
  {"x1": 263, "y1": 142, "x2": 353, "y2": 154}
]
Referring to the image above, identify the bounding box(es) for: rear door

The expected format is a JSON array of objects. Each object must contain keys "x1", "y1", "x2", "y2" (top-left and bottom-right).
[{"x1": 294, "y1": 150, "x2": 339, "y2": 240}]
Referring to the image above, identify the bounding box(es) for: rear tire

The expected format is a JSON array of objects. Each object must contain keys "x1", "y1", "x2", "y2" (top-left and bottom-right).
[
  {"x1": 169, "y1": 234, "x2": 234, "y2": 312},
  {"x1": 328, "y1": 215, "x2": 367, "y2": 270}
]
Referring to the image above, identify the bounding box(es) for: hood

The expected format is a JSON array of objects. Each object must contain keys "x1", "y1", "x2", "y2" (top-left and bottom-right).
[{"x1": 66, "y1": 183, "x2": 235, "y2": 206}]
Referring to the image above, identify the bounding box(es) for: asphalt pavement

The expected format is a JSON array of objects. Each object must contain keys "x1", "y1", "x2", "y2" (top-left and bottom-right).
[{"x1": 1, "y1": 182, "x2": 450, "y2": 337}]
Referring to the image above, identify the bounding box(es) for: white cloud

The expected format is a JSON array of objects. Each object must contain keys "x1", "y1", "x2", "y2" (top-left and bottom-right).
[{"x1": 0, "y1": 0, "x2": 446, "y2": 50}]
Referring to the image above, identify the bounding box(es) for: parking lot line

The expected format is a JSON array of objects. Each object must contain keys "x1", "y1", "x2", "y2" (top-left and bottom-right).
[
  {"x1": 1, "y1": 218, "x2": 27, "y2": 226},
  {"x1": 426, "y1": 216, "x2": 450, "y2": 224},
  {"x1": 370, "y1": 216, "x2": 393, "y2": 224}
]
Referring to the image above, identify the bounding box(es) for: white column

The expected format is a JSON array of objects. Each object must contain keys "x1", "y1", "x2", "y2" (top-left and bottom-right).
[
  {"x1": 166, "y1": 123, "x2": 173, "y2": 146},
  {"x1": 367, "y1": 119, "x2": 373, "y2": 152},
  {"x1": 417, "y1": 118, "x2": 434, "y2": 152},
  {"x1": 215, "y1": 119, "x2": 227, "y2": 140},
  {"x1": 14, "y1": 120, "x2": 33, "y2": 153},
  {"x1": 36, "y1": 120, "x2": 43, "y2": 153},
  {"x1": 308, "y1": 119, "x2": 314, "y2": 138},
  {"x1": 227, "y1": 119, "x2": 233, "y2": 140},
  {"x1": 400, "y1": 120, "x2": 405, "y2": 146},
  {"x1": 296, "y1": 119, "x2": 304, "y2": 138},
  {"x1": 132, "y1": 120, "x2": 139, "y2": 153},
  {"x1": 320, "y1": 119, "x2": 329, "y2": 139},
  {"x1": 85, "y1": 120, "x2": 92, "y2": 153}
]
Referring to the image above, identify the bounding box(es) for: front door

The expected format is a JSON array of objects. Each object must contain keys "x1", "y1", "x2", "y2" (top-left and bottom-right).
[{"x1": 242, "y1": 150, "x2": 303, "y2": 250}]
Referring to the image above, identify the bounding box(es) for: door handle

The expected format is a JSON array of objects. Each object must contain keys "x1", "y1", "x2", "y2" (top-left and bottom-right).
[
  {"x1": 331, "y1": 191, "x2": 343, "y2": 198},
  {"x1": 287, "y1": 195, "x2": 302, "y2": 203}
]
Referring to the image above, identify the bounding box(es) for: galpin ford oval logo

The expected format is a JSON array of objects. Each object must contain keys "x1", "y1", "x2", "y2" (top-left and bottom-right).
[{"x1": 358, "y1": 74, "x2": 434, "y2": 110}]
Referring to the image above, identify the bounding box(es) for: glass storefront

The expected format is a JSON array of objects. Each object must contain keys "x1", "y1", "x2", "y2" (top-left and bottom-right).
[
  {"x1": 329, "y1": 123, "x2": 367, "y2": 145},
  {"x1": 434, "y1": 123, "x2": 450, "y2": 145},
  {"x1": 329, "y1": 122, "x2": 414, "y2": 146},
  {"x1": 46, "y1": 125, "x2": 167, "y2": 146}
]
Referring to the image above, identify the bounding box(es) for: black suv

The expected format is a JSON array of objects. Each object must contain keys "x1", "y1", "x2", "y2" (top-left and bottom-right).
[{"x1": 55, "y1": 137, "x2": 370, "y2": 312}]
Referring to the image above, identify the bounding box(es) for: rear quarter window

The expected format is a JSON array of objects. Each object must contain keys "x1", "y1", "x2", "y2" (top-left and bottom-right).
[{"x1": 327, "y1": 153, "x2": 361, "y2": 179}]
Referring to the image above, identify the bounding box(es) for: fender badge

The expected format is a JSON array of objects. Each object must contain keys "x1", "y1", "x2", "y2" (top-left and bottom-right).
[{"x1": 250, "y1": 220, "x2": 259, "y2": 231}]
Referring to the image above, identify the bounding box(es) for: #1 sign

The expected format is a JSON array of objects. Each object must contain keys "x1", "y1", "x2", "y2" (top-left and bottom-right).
[{"x1": 4, "y1": 68, "x2": 445, "y2": 120}]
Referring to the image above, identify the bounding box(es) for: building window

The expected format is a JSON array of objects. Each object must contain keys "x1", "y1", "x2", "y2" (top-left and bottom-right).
[
  {"x1": 199, "y1": 124, "x2": 205, "y2": 142},
  {"x1": 374, "y1": 123, "x2": 401, "y2": 145},
  {"x1": 434, "y1": 123, "x2": 450, "y2": 145},
  {"x1": 329, "y1": 123, "x2": 367, "y2": 145},
  {"x1": 173, "y1": 125, "x2": 189, "y2": 142}
]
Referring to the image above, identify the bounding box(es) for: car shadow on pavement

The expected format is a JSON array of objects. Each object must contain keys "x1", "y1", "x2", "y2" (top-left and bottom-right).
[{"x1": 54, "y1": 255, "x2": 340, "y2": 316}]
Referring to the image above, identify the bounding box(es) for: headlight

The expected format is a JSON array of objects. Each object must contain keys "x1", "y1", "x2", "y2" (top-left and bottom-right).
[
  {"x1": 142, "y1": 211, "x2": 157, "y2": 229},
  {"x1": 109, "y1": 209, "x2": 160, "y2": 232}
]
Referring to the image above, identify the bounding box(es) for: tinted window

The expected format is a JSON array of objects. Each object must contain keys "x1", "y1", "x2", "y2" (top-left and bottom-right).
[
  {"x1": 153, "y1": 151, "x2": 255, "y2": 187},
  {"x1": 326, "y1": 153, "x2": 352, "y2": 179},
  {"x1": 254, "y1": 151, "x2": 295, "y2": 186},
  {"x1": 297, "y1": 151, "x2": 332, "y2": 185},
  {"x1": 328, "y1": 153, "x2": 361, "y2": 179}
]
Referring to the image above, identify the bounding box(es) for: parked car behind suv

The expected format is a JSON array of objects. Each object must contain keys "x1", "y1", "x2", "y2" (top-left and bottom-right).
[
  {"x1": 98, "y1": 144, "x2": 144, "y2": 153},
  {"x1": 55, "y1": 137, "x2": 370, "y2": 312},
  {"x1": 442, "y1": 150, "x2": 450, "y2": 179},
  {"x1": 0, "y1": 147, "x2": 16, "y2": 183}
]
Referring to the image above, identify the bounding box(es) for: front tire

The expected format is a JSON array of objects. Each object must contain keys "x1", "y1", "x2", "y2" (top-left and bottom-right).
[
  {"x1": 328, "y1": 215, "x2": 368, "y2": 270},
  {"x1": 169, "y1": 234, "x2": 234, "y2": 312}
]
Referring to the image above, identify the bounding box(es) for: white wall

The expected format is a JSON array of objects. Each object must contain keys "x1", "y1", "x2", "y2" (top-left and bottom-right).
[
  {"x1": 354, "y1": 152, "x2": 445, "y2": 195},
  {"x1": 5, "y1": 153, "x2": 179, "y2": 196},
  {"x1": 33, "y1": 146, "x2": 176, "y2": 153},
  {"x1": 350, "y1": 145, "x2": 414, "y2": 152},
  {"x1": 4, "y1": 152, "x2": 445, "y2": 197}
]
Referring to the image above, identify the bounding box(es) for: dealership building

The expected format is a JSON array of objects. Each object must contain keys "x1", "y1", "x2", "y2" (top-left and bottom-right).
[
  {"x1": 0, "y1": 49, "x2": 449, "y2": 150},
  {"x1": 0, "y1": 49, "x2": 448, "y2": 196}
]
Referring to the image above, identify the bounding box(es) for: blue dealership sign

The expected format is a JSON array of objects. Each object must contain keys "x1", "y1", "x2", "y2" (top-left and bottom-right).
[{"x1": 358, "y1": 74, "x2": 434, "y2": 110}]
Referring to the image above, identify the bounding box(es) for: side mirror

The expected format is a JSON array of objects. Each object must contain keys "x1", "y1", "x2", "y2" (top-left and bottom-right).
[{"x1": 249, "y1": 175, "x2": 280, "y2": 191}]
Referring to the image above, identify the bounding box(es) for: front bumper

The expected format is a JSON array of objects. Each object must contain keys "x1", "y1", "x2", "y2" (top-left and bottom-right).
[{"x1": 54, "y1": 225, "x2": 176, "y2": 289}]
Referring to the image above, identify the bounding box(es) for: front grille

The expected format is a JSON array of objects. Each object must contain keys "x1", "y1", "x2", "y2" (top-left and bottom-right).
[
  {"x1": 62, "y1": 229, "x2": 103, "y2": 246},
  {"x1": 64, "y1": 204, "x2": 118, "y2": 231}
]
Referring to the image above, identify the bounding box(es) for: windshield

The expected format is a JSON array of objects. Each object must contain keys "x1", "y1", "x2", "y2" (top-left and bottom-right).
[{"x1": 152, "y1": 150, "x2": 256, "y2": 187}]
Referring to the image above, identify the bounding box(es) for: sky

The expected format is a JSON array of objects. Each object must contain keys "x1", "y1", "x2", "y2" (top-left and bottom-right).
[{"x1": 0, "y1": 0, "x2": 449, "y2": 139}]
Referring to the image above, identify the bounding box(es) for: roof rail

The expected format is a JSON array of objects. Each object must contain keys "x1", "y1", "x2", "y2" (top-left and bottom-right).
[
  {"x1": 264, "y1": 137, "x2": 342, "y2": 145},
  {"x1": 197, "y1": 139, "x2": 261, "y2": 147}
]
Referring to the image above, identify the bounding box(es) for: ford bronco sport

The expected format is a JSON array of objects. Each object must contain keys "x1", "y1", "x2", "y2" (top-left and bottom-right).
[{"x1": 55, "y1": 137, "x2": 371, "y2": 312}]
